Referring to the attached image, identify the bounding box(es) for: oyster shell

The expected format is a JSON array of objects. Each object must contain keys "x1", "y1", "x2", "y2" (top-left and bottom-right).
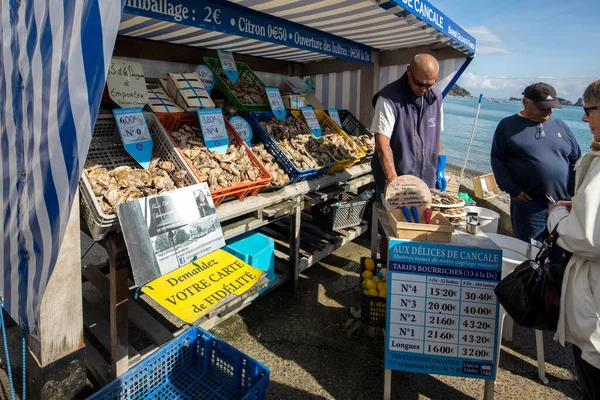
[
  {"x1": 251, "y1": 143, "x2": 289, "y2": 186},
  {"x1": 222, "y1": 75, "x2": 267, "y2": 105}
]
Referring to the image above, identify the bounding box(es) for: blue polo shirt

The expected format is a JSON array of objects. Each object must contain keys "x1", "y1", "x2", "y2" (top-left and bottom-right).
[{"x1": 490, "y1": 114, "x2": 580, "y2": 207}]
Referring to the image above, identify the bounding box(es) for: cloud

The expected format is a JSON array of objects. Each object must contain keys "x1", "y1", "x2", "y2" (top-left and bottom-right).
[
  {"x1": 457, "y1": 72, "x2": 591, "y2": 101},
  {"x1": 465, "y1": 25, "x2": 514, "y2": 55}
]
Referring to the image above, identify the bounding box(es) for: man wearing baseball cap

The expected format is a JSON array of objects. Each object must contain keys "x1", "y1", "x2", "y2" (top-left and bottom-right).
[{"x1": 491, "y1": 82, "x2": 581, "y2": 242}]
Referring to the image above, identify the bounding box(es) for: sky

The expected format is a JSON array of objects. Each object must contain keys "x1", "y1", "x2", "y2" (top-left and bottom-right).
[{"x1": 432, "y1": 0, "x2": 600, "y2": 101}]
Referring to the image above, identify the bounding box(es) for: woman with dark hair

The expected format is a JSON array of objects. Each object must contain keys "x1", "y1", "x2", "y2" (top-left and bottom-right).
[{"x1": 547, "y1": 79, "x2": 600, "y2": 399}]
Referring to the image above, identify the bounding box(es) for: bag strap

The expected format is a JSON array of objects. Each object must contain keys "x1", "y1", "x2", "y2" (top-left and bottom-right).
[{"x1": 534, "y1": 226, "x2": 559, "y2": 263}]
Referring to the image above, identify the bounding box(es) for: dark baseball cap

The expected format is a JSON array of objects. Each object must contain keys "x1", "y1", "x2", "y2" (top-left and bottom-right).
[{"x1": 522, "y1": 82, "x2": 562, "y2": 109}]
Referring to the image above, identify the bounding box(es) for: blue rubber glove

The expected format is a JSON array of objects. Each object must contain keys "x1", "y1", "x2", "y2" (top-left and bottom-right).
[{"x1": 436, "y1": 155, "x2": 447, "y2": 192}]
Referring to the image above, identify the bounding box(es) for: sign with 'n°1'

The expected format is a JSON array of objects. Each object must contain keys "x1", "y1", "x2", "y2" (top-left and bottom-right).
[
  {"x1": 301, "y1": 106, "x2": 322, "y2": 138},
  {"x1": 266, "y1": 87, "x2": 286, "y2": 120},
  {"x1": 197, "y1": 108, "x2": 228, "y2": 154},
  {"x1": 217, "y1": 50, "x2": 238, "y2": 84},
  {"x1": 113, "y1": 107, "x2": 153, "y2": 169}
]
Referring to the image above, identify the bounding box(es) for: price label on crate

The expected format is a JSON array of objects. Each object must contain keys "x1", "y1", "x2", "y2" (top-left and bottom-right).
[
  {"x1": 113, "y1": 107, "x2": 153, "y2": 169},
  {"x1": 197, "y1": 108, "x2": 228, "y2": 154},
  {"x1": 217, "y1": 50, "x2": 238, "y2": 84},
  {"x1": 229, "y1": 116, "x2": 252, "y2": 147},
  {"x1": 194, "y1": 65, "x2": 215, "y2": 93},
  {"x1": 328, "y1": 108, "x2": 343, "y2": 129},
  {"x1": 301, "y1": 106, "x2": 322, "y2": 138},
  {"x1": 385, "y1": 239, "x2": 502, "y2": 381},
  {"x1": 265, "y1": 87, "x2": 286, "y2": 120}
]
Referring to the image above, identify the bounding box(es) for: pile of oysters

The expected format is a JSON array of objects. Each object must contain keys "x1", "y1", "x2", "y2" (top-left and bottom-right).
[
  {"x1": 169, "y1": 124, "x2": 262, "y2": 189},
  {"x1": 224, "y1": 75, "x2": 268, "y2": 105},
  {"x1": 259, "y1": 116, "x2": 331, "y2": 170},
  {"x1": 353, "y1": 133, "x2": 375, "y2": 153},
  {"x1": 84, "y1": 158, "x2": 188, "y2": 215},
  {"x1": 251, "y1": 143, "x2": 290, "y2": 186},
  {"x1": 320, "y1": 126, "x2": 363, "y2": 160}
]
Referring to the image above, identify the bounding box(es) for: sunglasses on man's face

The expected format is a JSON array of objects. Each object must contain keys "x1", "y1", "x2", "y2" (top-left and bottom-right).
[
  {"x1": 409, "y1": 68, "x2": 437, "y2": 89},
  {"x1": 584, "y1": 106, "x2": 599, "y2": 117}
]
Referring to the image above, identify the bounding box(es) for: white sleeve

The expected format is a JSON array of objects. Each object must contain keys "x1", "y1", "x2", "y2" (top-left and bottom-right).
[
  {"x1": 370, "y1": 97, "x2": 396, "y2": 139},
  {"x1": 548, "y1": 158, "x2": 600, "y2": 260}
]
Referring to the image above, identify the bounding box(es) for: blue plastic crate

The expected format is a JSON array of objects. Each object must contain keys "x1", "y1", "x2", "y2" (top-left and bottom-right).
[
  {"x1": 87, "y1": 326, "x2": 270, "y2": 400},
  {"x1": 224, "y1": 232, "x2": 277, "y2": 295},
  {"x1": 246, "y1": 111, "x2": 334, "y2": 183}
]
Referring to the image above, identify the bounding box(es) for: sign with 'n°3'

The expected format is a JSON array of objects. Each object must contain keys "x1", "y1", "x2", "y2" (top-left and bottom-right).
[{"x1": 113, "y1": 107, "x2": 153, "y2": 169}]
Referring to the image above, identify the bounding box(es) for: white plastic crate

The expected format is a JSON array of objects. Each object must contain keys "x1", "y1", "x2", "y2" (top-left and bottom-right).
[{"x1": 80, "y1": 112, "x2": 199, "y2": 241}]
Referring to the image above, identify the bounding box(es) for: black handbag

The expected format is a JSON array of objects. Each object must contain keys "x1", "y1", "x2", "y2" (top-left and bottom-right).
[{"x1": 494, "y1": 227, "x2": 568, "y2": 331}]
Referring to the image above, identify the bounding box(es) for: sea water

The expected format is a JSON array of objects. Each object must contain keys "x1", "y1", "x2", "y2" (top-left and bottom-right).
[{"x1": 443, "y1": 96, "x2": 592, "y2": 173}]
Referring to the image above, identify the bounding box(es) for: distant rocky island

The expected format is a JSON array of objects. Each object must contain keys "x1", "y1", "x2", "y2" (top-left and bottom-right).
[
  {"x1": 508, "y1": 96, "x2": 575, "y2": 106},
  {"x1": 447, "y1": 84, "x2": 472, "y2": 98},
  {"x1": 575, "y1": 97, "x2": 584, "y2": 106}
]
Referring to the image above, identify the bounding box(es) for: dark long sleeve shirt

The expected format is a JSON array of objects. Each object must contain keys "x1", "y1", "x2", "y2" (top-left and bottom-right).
[{"x1": 490, "y1": 114, "x2": 580, "y2": 207}]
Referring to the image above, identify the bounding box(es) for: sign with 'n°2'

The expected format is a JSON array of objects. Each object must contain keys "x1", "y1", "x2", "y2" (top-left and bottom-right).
[{"x1": 113, "y1": 107, "x2": 153, "y2": 169}]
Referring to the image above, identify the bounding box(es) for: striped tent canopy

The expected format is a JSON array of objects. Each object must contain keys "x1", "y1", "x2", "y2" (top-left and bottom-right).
[
  {"x1": 0, "y1": 0, "x2": 123, "y2": 336},
  {"x1": 120, "y1": 0, "x2": 475, "y2": 63}
]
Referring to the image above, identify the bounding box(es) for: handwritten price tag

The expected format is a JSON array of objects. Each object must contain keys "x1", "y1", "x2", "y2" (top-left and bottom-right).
[
  {"x1": 107, "y1": 59, "x2": 148, "y2": 108},
  {"x1": 217, "y1": 50, "x2": 238, "y2": 84},
  {"x1": 301, "y1": 106, "x2": 322, "y2": 138},
  {"x1": 328, "y1": 108, "x2": 343, "y2": 129},
  {"x1": 194, "y1": 65, "x2": 215, "y2": 93},
  {"x1": 266, "y1": 87, "x2": 286, "y2": 120},
  {"x1": 113, "y1": 107, "x2": 153, "y2": 168},
  {"x1": 197, "y1": 108, "x2": 228, "y2": 154},
  {"x1": 229, "y1": 116, "x2": 252, "y2": 147}
]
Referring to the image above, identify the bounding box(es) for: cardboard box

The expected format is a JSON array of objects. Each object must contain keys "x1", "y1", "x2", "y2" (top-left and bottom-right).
[
  {"x1": 472, "y1": 173, "x2": 499, "y2": 200},
  {"x1": 165, "y1": 73, "x2": 215, "y2": 111},
  {"x1": 146, "y1": 87, "x2": 183, "y2": 113},
  {"x1": 387, "y1": 209, "x2": 454, "y2": 243},
  {"x1": 282, "y1": 94, "x2": 305, "y2": 110}
]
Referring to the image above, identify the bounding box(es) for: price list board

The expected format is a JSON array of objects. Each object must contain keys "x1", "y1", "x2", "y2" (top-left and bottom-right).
[{"x1": 385, "y1": 239, "x2": 502, "y2": 380}]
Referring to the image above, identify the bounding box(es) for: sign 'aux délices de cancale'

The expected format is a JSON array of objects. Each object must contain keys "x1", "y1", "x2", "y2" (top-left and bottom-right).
[{"x1": 143, "y1": 249, "x2": 263, "y2": 323}]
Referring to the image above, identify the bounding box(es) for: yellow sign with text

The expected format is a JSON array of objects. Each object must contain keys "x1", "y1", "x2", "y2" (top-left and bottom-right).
[{"x1": 142, "y1": 249, "x2": 263, "y2": 323}]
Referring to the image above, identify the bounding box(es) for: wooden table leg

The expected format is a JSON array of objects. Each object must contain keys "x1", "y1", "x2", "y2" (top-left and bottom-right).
[
  {"x1": 106, "y1": 234, "x2": 129, "y2": 378},
  {"x1": 289, "y1": 197, "x2": 302, "y2": 293}
]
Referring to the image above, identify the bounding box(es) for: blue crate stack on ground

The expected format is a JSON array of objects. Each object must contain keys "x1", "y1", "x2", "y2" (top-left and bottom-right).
[{"x1": 87, "y1": 326, "x2": 270, "y2": 400}]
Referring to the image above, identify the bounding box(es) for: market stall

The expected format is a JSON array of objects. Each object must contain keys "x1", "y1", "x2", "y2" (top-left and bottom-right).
[{"x1": 0, "y1": 0, "x2": 476, "y2": 398}]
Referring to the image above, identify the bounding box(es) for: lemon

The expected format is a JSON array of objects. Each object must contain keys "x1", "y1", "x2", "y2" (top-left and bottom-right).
[
  {"x1": 364, "y1": 258, "x2": 375, "y2": 271},
  {"x1": 362, "y1": 270, "x2": 373, "y2": 280},
  {"x1": 366, "y1": 288, "x2": 378, "y2": 296},
  {"x1": 377, "y1": 282, "x2": 386, "y2": 292},
  {"x1": 378, "y1": 288, "x2": 387, "y2": 298},
  {"x1": 372, "y1": 276, "x2": 381, "y2": 284},
  {"x1": 363, "y1": 279, "x2": 376, "y2": 290}
]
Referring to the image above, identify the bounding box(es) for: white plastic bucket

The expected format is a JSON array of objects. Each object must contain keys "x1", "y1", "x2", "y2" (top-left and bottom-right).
[
  {"x1": 465, "y1": 206, "x2": 500, "y2": 233},
  {"x1": 485, "y1": 233, "x2": 536, "y2": 277}
]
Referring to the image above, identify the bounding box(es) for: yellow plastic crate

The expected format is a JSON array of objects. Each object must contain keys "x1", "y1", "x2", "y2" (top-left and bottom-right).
[{"x1": 292, "y1": 110, "x2": 365, "y2": 173}]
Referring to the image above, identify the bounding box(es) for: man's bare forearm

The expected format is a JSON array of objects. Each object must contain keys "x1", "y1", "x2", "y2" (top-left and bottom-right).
[{"x1": 375, "y1": 134, "x2": 397, "y2": 184}]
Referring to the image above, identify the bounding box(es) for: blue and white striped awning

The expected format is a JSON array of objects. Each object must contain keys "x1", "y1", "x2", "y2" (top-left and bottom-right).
[
  {"x1": 121, "y1": 0, "x2": 475, "y2": 63},
  {"x1": 0, "y1": 0, "x2": 123, "y2": 337}
]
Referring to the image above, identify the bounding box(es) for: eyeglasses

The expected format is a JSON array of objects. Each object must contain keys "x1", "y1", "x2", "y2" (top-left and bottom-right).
[
  {"x1": 584, "y1": 106, "x2": 599, "y2": 117},
  {"x1": 408, "y1": 68, "x2": 437, "y2": 89},
  {"x1": 535, "y1": 123, "x2": 546, "y2": 139}
]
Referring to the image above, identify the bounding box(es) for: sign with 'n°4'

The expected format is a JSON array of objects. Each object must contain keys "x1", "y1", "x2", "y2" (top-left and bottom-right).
[{"x1": 113, "y1": 107, "x2": 153, "y2": 169}]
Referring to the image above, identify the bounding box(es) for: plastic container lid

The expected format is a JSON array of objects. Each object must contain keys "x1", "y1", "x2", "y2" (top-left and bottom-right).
[{"x1": 279, "y1": 76, "x2": 309, "y2": 94}]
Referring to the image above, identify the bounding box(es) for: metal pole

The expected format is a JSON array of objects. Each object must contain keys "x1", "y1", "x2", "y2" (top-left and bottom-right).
[{"x1": 460, "y1": 94, "x2": 484, "y2": 180}]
